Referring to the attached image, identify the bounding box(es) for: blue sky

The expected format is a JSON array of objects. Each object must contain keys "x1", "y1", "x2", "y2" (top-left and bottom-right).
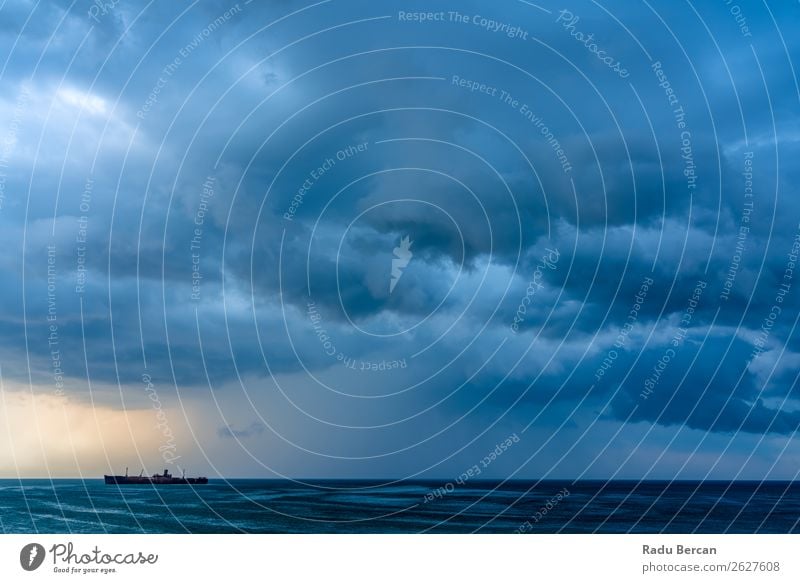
[{"x1": 0, "y1": 0, "x2": 799, "y2": 479}]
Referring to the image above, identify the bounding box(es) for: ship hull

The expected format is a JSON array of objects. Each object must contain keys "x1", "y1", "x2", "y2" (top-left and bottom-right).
[{"x1": 104, "y1": 475, "x2": 208, "y2": 485}]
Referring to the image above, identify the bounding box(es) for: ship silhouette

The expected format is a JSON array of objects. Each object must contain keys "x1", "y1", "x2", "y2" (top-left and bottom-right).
[{"x1": 104, "y1": 467, "x2": 208, "y2": 485}]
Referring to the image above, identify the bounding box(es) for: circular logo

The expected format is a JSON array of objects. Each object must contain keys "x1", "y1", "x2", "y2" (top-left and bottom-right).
[{"x1": 19, "y1": 543, "x2": 46, "y2": 571}]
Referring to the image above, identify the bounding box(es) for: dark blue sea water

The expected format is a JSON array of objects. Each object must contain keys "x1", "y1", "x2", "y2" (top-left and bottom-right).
[{"x1": 1, "y1": 480, "x2": 798, "y2": 533}]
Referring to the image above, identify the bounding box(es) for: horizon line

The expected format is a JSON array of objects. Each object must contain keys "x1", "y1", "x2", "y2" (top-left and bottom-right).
[{"x1": 2, "y1": 476, "x2": 799, "y2": 482}]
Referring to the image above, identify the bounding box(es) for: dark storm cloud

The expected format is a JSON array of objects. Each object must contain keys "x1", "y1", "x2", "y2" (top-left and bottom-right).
[
  {"x1": 611, "y1": 338, "x2": 800, "y2": 435},
  {"x1": 218, "y1": 421, "x2": 266, "y2": 439}
]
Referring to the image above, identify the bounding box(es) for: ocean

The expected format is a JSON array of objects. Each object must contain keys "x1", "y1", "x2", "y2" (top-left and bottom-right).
[{"x1": 1, "y1": 480, "x2": 797, "y2": 534}]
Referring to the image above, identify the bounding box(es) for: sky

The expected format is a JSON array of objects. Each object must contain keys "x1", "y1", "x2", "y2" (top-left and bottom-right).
[{"x1": 0, "y1": 0, "x2": 799, "y2": 480}]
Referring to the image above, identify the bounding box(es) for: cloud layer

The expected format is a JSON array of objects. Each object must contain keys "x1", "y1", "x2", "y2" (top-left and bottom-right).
[{"x1": 0, "y1": 0, "x2": 799, "y2": 479}]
